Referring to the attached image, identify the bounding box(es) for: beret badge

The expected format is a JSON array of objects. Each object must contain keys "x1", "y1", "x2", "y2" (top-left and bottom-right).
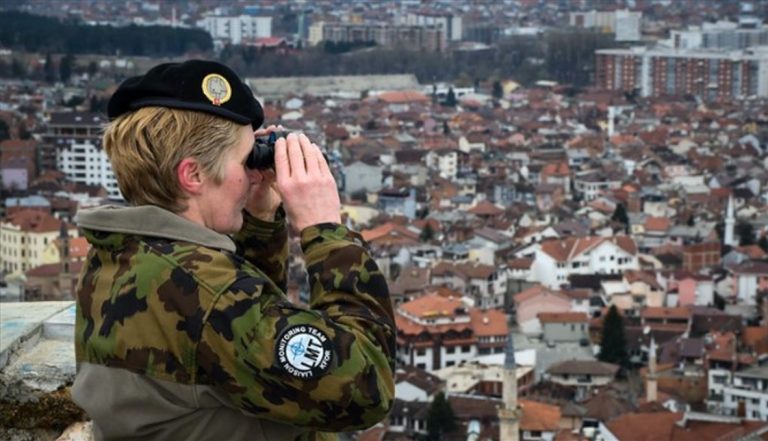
[{"x1": 202, "y1": 73, "x2": 232, "y2": 106}]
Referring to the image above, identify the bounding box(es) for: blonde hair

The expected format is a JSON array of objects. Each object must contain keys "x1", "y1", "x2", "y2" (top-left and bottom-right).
[{"x1": 103, "y1": 107, "x2": 243, "y2": 212}]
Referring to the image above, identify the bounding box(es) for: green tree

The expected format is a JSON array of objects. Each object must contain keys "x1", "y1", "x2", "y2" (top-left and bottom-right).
[
  {"x1": 598, "y1": 305, "x2": 628, "y2": 367},
  {"x1": 59, "y1": 53, "x2": 74, "y2": 83},
  {"x1": 737, "y1": 222, "x2": 755, "y2": 246},
  {"x1": 420, "y1": 223, "x2": 434, "y2": 242},
  {"x1": 611, "y1": 203, "x2": 629, "y2": 232},
  {"x1": 445, "y1": 87, "x2": 457, "y2": 107},
  {"x1": 426, "y1": 392, "x2": 457, "y2": 441},
  {"x1": 44, "y1": 52, "x2": 56, "y2": 83},
  {"x1": 0, "y1": 119, "x2": 9, "y2": 142},
  {"x1": 492, "y1": 80, "x2": 503, "y2": 99}
]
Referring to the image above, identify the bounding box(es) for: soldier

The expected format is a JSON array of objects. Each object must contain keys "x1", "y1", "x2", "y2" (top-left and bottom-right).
[{"x1": 71, "y1": 60, "x2": 395, "y2": 441}]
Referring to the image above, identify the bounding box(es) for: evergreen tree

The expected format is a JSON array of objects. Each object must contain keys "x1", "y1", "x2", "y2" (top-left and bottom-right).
[
  {"x1": 598, "y1": 305, "x2": 628, "y2": 367},
  {"x1": 737, "y1": 222, "x2": 755, "y2": 246},
  {"x1": 492, "y1": 80, "x2": 503, "y2": 99},
  {"x1": 59, "y1": 53, "x2": 74, "y2": 83},
  {"x1": 442, "y1": 120, "x2": 450, "y2": 135},
  {"x1": 420, "y1": 223, "x2": 434, "y2": 242},
  {"x1": 445, "y1": 87, "x2": 457, "y2": 107},
  {"x1": 44, "y1": 52, "x2": 56, "y2": 83},
  {"x1": 426, "y1": 392, "x2": 457, "y2": 441},
  {"x1": 611, "y1": 203, "x2": 629, "y2": 232}
]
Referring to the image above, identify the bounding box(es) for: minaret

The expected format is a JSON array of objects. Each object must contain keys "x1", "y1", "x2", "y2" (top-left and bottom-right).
[
  {"x1": 646, "y1": 337, "x2": 658, "y2": 403},
  {"x1": 724, "y1": 195, "x2": 736, "y2": 247},
  {"x1": 499, "y1": 317, "x2": 520, "y2": 441}
]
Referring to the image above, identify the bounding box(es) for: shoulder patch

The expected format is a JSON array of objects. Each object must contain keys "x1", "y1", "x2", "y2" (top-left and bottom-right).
[{"x1": 275, "y1": 325, "x2": 333, "y2": 379}]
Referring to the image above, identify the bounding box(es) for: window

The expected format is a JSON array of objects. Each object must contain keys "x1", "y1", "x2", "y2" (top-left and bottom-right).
[
  {"x1": 462, "y1": 346, "x2": 470, "y2": 353},
  {"x1": 416, "y1": 349, "x2": 426, "y2": 356},
  {"x1": 447, "y1": 347, "x2": 455, "y2": 354}
]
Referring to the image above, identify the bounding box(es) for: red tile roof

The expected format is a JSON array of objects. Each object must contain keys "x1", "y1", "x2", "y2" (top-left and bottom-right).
[
  {"x1": 538, "y1": 312, "x2": 588, "y2": 324},
  {"x1": 3, "y1": 209, "x2": 68, "y2": 233},
  {"x1": 377, "y1": 90, "x2": 430, "y2": 104},
  {"x1": 519, "y1": 399, "x2": 561, "y2": 432},
  {"x1": 540, "y1": 236, "x2": 636, "y2": 262}
]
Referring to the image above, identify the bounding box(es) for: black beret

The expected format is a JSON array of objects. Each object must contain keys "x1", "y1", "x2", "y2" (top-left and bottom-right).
[{"x1": 107, "y1": 59, "x2": 264, "y2": 129}]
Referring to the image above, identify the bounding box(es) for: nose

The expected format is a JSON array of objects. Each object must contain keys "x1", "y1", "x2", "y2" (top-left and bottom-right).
[{"x1": 246, "y1": 168, "x2": 263, "y2": 185}]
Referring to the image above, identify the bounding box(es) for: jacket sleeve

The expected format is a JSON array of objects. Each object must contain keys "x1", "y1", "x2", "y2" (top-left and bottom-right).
[
  {"x1": 231, "y1": 209, "x2": 289, "y2": 292},
  {"x1": 199, "y1": 223, "x2": 395, "y2": 432}
]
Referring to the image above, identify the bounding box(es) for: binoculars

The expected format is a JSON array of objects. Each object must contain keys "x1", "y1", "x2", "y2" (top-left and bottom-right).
[
  {"x1": 246, "y1": 131, "x2": 288, "y2": 170},
  {"x1": 246, "y1": 131, "x2": 329, "y2": 170}
]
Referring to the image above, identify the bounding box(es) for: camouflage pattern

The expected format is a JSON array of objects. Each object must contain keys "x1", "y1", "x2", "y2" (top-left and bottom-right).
[{"x1": 74, "y1": 208, "x2": 395, "y2": 437}]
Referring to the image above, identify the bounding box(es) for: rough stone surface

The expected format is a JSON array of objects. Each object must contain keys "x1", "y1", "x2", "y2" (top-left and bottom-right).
[{"x1": 0, "y1": 302, "x2": 90, "y2": 440}]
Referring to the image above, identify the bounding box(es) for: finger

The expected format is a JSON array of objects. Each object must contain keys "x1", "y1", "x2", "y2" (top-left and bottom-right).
[
  {"x1": 274, "y1": 137, "x2": 291, "y2": 180},
  {"x1": 299, "y1": 134, "x2": 320, "y2": 175},
  {"x1": 253, "y1": 124, "x2": 278, "y2": 137},
  {"x1": 313, "y1": 143, "x2": 332, "y2": 177},
  {"x1": 286, "y1": 133, "x2": 306, "y2": 178}
]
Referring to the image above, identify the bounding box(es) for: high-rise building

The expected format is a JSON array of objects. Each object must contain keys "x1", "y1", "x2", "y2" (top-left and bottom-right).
[
  {"x1": 570, "y1": 9, "x2": 642, "y2": 41},
  {"x1": 40, "y1": 112, "x2": 121, "y2": 199},
  {"x1": 317, "y1": 22, "x2": 447, "y2": 52},
  {"x1": 671, "y1": 21, "x2": 768, "y2": 50},
  {"x1": 595, "y1": 46, "x2": 768, "y2": 100},
  {"x1": 196, "y1": 15, "x2": 272, "y2": 47}
]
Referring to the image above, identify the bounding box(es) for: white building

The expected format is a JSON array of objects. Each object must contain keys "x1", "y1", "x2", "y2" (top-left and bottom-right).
[
  {"x1": 1, "y1": 210, "x2": 78, "y2": 277},
  {"x1": 43, "y1": 112, "x2": 121, "y2": 200},
  {"x1": 709, "y1": 366, "x2": 768, "y2": 421},
  {"x1": 569, "y1": 9, "x2": 642, "y2": 41},
  {"x1": 671, "y1": 21, "x2": 768, "y2": 50},
  {"x1": 425, "y1": 149, "x2": 458, "y2": 180},
  {"x1": 399, "y1": 12, "x2": 462, "y2": 41},
  {"x1": 197, "y1": 15, "x2": 272, "y2": 46},
  {"x1": 530, "y1": 236, "x2": 639, "y2": 289}
]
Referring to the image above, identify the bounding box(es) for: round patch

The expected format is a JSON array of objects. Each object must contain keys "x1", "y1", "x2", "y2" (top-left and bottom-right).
[
  {"x1": 201, "y1": 73, "x2": 231, "y2": 106},
  {"x1": 275, "y1": 325, "x2": 333, "y2": 379}
]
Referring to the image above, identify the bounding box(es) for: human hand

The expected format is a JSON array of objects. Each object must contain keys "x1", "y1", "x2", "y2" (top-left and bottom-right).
[
  {"x1": 244, "y1": 125, "x2": 284, "y2": 221},
  {"x1": 274, "y1": 133, "x2": 341, "y2": 231}
]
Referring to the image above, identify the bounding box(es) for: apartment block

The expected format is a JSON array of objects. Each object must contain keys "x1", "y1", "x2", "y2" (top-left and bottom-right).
[
  {"x1": 40, "y1": 112, "x2": 121, "y2": 199},
  {"x1": 595, "y1": 46, "x2": 768, "y2": 99}
]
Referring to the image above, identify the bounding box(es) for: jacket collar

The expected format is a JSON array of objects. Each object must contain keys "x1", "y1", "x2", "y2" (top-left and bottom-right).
[{"x1": 75, "y1": 205, "x2": 236, "y2": 253}]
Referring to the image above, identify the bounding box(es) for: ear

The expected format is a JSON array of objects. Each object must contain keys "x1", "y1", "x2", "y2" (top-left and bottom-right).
[{"x1": 177, "y1": 158, "x2": 205, "y2": 195}]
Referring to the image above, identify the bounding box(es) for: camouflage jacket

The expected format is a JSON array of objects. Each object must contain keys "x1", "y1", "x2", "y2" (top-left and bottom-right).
[{"x1": 72, "y1": 205, "x2": 395, "y2": 441}]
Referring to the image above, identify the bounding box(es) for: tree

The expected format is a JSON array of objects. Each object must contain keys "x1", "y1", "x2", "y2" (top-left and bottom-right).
[
  {"x1": 59, "y1": 53, "x2": 74, "y2": 83},
  {"x1": 445, "y1": 87, "x2": 457, "y2": 107},
  {"x1": 611, "y1": 203, "x2": 629, "y2": 232},
  {"x1": 44, "y1": 52, "x2": 56, "y2": 83},
  {"x1": 598, "y1": 305, "x2": 628, "y2": 367},
  {"x1": 420, "y1": 223, "x2": 434, "y2": 242},
  {"x1": 492, "y1": 80, "x2": 503, "y2": 99},
  {"x1": 0, "y1": 119, "x2": 9, "y2": 142},
  {"x1": 737, "y1": 222, "x2": 755, "y2": 246},
  {"x1": 426, "y1": 392, "x2": 457, "y2": 440}
]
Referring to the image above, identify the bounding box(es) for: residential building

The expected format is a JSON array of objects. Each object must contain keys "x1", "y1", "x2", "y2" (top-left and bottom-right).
[
  {"x1": 40, "y1": 112, "x2": 120, "y2": 199},
  {"x1": 601, "y1": 411, "x2": 768, "y2": 440},
  {"x1": 513, "y1": 286, "x2": 572, "y2": 336},
  {"x1": 727, "y1": 261, "x2": 768, "y2": 306},
  {"x1": 196, "y1": 15, "x2": 272, "y2": 46},
  {"x1": 569, "y1": 9, "x2": 642, "y2": 41},
  {"x1": 399, "y1": 12, "x2": 463, "y2": 41},
  {"x1": 539, "y1": 312, "x2": 589, "y2": 344},
  {"x1": 595, "y1": 45, "x2": 768, "y2": 99},
  {"x1": 710, "y1": 365, "x2": 768, "y2": 421},
  {"x1": 317, "y1": 22, "x2": 446, "y2": 52},
  {"x1": 0, "y1": 209, "x2": 78, "y2": 276},
  {"x1": 431, "y1": 260, "x2": 508, "y2": 309},
  {"x1": 530, "y1": 236, "x2": 639, "y2": 289},
  {"x1": 395, "y1": 293, "x2": 507, "y2": 371},
  {"x1": 546, "y1": 360, "x2": 619, "y2": 400},
  {"x1": 341, "y1": 160, "x2": 383, "y2": 196},
  {"x1": 671, "y1": 21, "x2": 768, "y2": 50}
]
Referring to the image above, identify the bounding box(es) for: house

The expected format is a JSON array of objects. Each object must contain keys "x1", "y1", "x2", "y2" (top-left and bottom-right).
[
  {"x1": 538, "y1": 312, "x2": 589, "y2": 344},
  {"x1": 518, "y1": 399, "x2": 561, "y2": 441},
  {"x1": 641, "y1": 307, "x2": 692, "y2": 333},
  {"x1": 668, "y1": 271, "x2": 715, "y2": 307},
  {"x1": 726, "y1": 261, "x2": 768, "y2": 306},
  {"x1": 430, "y1": 261, "x2": 508, "y2": 309},
  {"x1": 342, "y1": 159, "x2": 383, "y2": 196},
  {"x1": 433, "y1": 361, "x2": 535, "y2": 398},
  {"x1": 395, "y1": 293, "x2": 507, "y2": 370},
  {"x1": 714, "y1": 365, "x2": 768, "y2": 421},
  {"x1": 514, "y1": 285, "x2": 572, "y2": 336},
  {"x1": 394, "y1": 366, "x2": 444, "y2": 402},
  {"x1": 530, "y1": 236, "x2": 639, "y2": 289},
  {"x1": 546, "y1": 360, "x2": 619, "y2": 400},
  {"x1": 601, "y1": 410, "x2": 768, "y2": 441},
  {"x1": 0, "y1": 209, "x2": 79, "y2": 276}
]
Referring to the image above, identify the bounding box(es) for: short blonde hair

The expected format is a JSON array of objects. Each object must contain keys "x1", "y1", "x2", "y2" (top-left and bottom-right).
[{"x1": 103, "y1": 107, "x2": 243, "y2": 212}]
